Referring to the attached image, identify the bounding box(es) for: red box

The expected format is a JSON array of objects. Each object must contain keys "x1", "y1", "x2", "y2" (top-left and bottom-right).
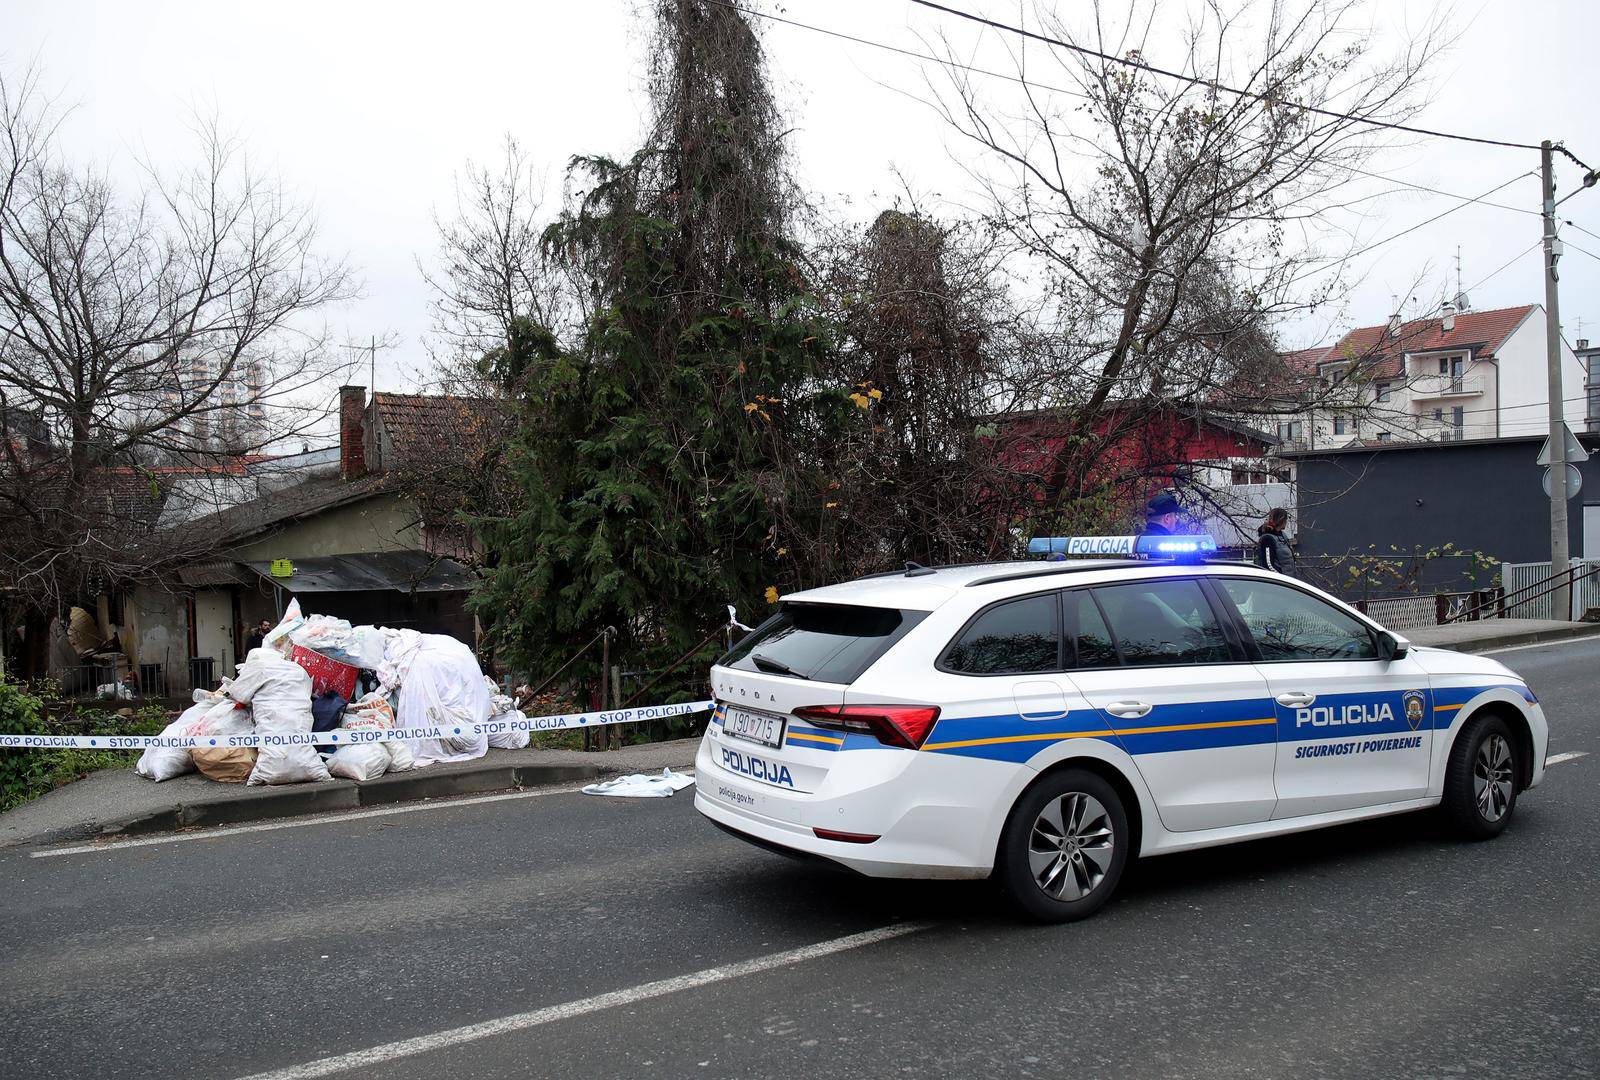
[{"x1": 290, "y1": 645, "x2": 359, "y2": 700}]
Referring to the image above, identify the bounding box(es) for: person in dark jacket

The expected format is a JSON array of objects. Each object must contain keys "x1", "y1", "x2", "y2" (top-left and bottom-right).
[
  {"x1": 1141, "y1": 492, "x2": 1181, "y2": 536},
  {"x1": 244, "y1": 619, "x2": 272, "y2": 654},
  {"x1": 1254, "y1": 508, "x2": 1295, "y2": 575}
]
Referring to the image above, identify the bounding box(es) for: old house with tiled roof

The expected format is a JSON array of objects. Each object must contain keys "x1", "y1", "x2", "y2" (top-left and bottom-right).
[
  {"x1": 1280, "y1": 303, "x2": 1584, "y2": 449},
  {"x1": 99, "y1": 386, "x2": 508, "y2": 692}
]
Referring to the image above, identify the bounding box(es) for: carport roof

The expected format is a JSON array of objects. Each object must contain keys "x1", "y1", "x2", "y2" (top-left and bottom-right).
[{"x1": 241, "y1": 551, "x2": 472, "y2": 594}]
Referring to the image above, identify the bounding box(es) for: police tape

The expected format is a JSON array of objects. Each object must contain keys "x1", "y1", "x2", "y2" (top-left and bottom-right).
[{"x1": 0, "y1": 700, "x2": 715, "y2": 751}]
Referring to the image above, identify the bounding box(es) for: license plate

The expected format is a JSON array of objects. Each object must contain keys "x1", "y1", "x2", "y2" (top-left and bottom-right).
[{"x1": 723, "y1": 706, "x2": 785, "y2": 749}]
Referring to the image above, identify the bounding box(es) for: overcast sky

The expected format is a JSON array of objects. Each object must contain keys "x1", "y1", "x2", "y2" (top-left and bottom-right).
[{"x1": 5, "y1": 0, "x2": 1598, "y2": 438}]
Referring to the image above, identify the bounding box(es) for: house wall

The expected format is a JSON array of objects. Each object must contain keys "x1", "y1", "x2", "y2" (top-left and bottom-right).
[
  {"x1": 127, "y1": 585, "x2": 190, "y2": 691},
  {"x1": 1291, "y1": 435, "x2": 1600, "y2": 593},
  {"x1": 1494, "y1": 311, "x2": 1587, "y2": 436},
  {"x1": 229, "y1": 493, "x2": 422, "y2": 562}
]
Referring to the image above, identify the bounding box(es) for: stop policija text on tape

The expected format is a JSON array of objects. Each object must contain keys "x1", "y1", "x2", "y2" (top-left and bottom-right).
[{"x1": 0, "y1": 700, "x2": 715, "y2": 751}]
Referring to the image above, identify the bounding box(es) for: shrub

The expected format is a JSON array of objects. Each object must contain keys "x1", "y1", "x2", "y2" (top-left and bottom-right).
[{"x1": 0, "y1": 682, "x2": 167, "y2": 812}]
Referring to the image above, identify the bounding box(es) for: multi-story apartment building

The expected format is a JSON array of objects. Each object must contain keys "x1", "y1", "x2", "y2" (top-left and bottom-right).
[
  {"x1": 1578, "y1": 337, "x2": 1600, "y2": 435},
  {"x1": 1271, "y1": 304, "x2": 1586, "y2": 450}
]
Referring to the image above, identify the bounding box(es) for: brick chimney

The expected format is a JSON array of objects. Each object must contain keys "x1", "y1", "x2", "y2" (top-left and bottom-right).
[{"x1": 339, "y1": 385, "x2": 367, "y2": 479}]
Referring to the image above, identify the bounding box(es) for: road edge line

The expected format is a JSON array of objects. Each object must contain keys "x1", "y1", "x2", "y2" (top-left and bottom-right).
[{"x1": 233, "y1": 921, "x2": 933, "y2": 1080}]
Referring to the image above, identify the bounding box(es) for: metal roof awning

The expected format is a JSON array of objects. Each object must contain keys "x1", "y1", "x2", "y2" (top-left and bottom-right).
[
  {"x1": 177, "y1": 559, "x2": 252, "y2": 587},
  {"x1": 242, "y1": 552, "x2": 472, "y2": 594}
]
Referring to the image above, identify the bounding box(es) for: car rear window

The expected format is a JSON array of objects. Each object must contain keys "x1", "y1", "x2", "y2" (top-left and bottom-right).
[{"x1": 720, "y1": 603, "x2": 926, "y2": 685}]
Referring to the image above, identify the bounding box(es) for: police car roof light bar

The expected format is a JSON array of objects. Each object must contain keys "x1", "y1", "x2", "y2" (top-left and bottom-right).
[{"x1": 1027, "y1": 534, "x2": 1218, "y2": 562}]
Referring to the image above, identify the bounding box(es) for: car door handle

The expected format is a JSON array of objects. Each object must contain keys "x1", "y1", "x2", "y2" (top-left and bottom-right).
[
  {"x1": 1105, "y1": 701, "x2": 1153, "y2": 719},
  {"x1": 1276, "y1": 691, "x2": 1316, "y2": 707}
]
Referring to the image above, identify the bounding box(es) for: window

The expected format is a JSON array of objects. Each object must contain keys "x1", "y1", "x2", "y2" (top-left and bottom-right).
[
  {"x1": 1438, "y1": 357, "x2": 1449, "y2": 375},
  {"x1": 1375, "y1": 383, "x2": 1393, "y2": 402},
  {"x1": 1091, "y1": 579, "x2": 1231, "y2": 667},
  {"x1": 1451, "y1": 405, "x2": 1465, "y2": 430},
  {"x1": 1064, "y1": 590, "x2": 1118, "y2": 669},
  {"x1": 942, "y1": 593, "x2": 1059, "y2": 675},
  {"x1": 1333, "y1": 416, "x2": 1347, "y2": 436},
  {"x1": 1215, "y1": 578, "x2": 1376, "y2": 661},
  {"x1": 1376, "y1": 431, "x2": 1392, "y2": 442},
  {"x1": 1432, "y1": 407, "x2": 1443, "y2": 421},
  {"x1": 1276, "y1": 420, "x2": 1303, "y2": 442},
  {"x1": 721, "y1": 603, "x2": 926, "y2": 684}
]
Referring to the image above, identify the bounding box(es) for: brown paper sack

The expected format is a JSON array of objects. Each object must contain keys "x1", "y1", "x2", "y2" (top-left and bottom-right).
[{"x1": 191, "y1": 746, "x2": 258, "y2": 784}]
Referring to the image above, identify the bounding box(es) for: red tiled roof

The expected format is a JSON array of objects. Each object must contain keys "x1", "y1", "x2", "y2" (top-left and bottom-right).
[
  {"x1": 1323, "y1": 304, "x2": 1536, "y2": 380},
  {"x1": 1280, "y1": 345, "x2": 1332, "y2": 374},
  {"x1": 372, "y1": 393, "x2": 511, "y2": 471}
]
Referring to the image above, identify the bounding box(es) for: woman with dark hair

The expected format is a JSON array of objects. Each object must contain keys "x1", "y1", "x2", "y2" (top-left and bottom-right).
[{"x1": 1254, "y1": 508, "x2": 1295, "y2": 575}]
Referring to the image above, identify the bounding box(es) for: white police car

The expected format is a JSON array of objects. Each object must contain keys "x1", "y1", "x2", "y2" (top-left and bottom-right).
[{"x1": 694, "y1": 535, "x2": 1548, "y2": 921}]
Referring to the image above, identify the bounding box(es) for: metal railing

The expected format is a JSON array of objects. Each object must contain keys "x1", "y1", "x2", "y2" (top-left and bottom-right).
[{"x1": 1447, "y1": 561, "x2": 1600, "y2": 623}]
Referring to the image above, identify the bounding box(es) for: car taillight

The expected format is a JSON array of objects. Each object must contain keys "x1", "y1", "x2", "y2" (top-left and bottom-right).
[{"x1": 792, "y1": 703, "x2": 941, "y2": 750}]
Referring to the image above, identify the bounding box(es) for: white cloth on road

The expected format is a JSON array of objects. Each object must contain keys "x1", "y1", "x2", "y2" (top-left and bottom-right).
[{"x1": 582, "y1": 768, "x2": 695, "y2": 798}]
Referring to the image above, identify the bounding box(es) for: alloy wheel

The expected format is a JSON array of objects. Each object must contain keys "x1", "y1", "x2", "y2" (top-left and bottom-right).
[
  {"x1": 1473, "y1": 732, "x2": 1514, "y2": 822},
  {"x1": 1028, "y1": 791, "x2": 1115, "y2": 900}
]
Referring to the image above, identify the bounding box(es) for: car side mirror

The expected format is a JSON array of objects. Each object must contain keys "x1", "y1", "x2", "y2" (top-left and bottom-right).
[{"x1": 1376, "y1": 631, "x2": 1410, "y2": 662}]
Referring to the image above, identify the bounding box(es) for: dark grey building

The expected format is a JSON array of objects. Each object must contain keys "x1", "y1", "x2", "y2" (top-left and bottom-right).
[{"x1": 1283, "y1": 433, "x2": 1600, "y2": 593}]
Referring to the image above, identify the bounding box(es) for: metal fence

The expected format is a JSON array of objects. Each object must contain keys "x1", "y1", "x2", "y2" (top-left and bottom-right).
[
  {"x1": 1354, "y1": 595, "x2": 1439, "y2": 632},
  {"x1": 1501, "y1": 560, "x2": 1600, "y2": 621}
]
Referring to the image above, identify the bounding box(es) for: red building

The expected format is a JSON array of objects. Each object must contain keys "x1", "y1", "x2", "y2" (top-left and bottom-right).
[{"x1": 993, "y1": 403, "x2": 1276, "y2": 520}]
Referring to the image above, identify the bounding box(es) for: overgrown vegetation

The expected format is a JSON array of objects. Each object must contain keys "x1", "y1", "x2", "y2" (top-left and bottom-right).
[{"x1": 0, "y1": 680, "x2": 167, "y2": 811}]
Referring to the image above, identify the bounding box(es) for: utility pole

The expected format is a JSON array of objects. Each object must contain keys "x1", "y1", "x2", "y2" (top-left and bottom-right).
[{"x1": 1540, "y1": 140, "x2": 1572, "y2": 620}]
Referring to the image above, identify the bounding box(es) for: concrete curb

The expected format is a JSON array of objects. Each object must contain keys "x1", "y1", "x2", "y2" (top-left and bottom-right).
[
  {"x1": 1412, "y1": 622, "x2": 1600, "y2": 654},
  {"x1": 8, "y1": 753, "x2": 702, "y2": 851}
]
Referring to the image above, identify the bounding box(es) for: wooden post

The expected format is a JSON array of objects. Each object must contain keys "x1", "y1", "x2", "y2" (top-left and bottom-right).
[{"x1": 611, "y1": 664, "x2": 624, "y2": 750}]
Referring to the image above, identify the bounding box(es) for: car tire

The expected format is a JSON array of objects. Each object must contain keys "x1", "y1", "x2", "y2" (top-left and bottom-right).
[
  {"x1": 1441, "y1": 713, "x2": 1519, "y2": 839},
  {"x1": 996, "y1": 768, "x2": 1130, "y2": 923}
]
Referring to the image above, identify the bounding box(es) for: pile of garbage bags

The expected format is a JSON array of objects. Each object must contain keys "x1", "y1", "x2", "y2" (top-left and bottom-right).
[{"x1": 135, "y1": 599, "x2": 529, "y2": 786}]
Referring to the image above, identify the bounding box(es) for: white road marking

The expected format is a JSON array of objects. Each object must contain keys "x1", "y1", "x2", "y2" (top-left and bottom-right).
[
  {"x1": 1481, "y1": 634, "x2": 1600, "y2": 656},
  {"x1": 233, "y1": 921, "x2": 932, "y2": 1080},
  {"x1": 1544, "y1": 751, "x2": 1590, "y2": 767},
  {"x1": 29, "y1": 773, "x2": 693, "y2": 859}
]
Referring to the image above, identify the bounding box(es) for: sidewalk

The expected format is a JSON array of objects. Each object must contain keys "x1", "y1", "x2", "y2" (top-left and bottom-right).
[
  {"x1": 1407, "y1": 618, "x2": 1600, "y2": 653},
  {"x1": 0, "y1": 738, "x2": 701, "y2": 851}
]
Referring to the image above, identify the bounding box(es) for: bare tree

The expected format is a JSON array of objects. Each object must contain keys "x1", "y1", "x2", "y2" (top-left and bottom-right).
[
  {"x1": 923, "y1": 0, "x2": 1444, "y2": 519},
  {"x1": 422, "y1": 137, "x2": 587, "y2": 397},
  {"x1": 0, "y1": 66, "x2": 354, "y2": 676}
]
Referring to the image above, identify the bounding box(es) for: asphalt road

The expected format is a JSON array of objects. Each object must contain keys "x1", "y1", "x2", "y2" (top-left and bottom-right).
[{"x1": 2, "y1": 637, "x2": 1597, "y2": 1080}]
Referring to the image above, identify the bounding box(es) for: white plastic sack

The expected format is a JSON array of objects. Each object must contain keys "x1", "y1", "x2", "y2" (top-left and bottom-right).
[
  {"x1": 344, "y1": 695, "x2": 413, "y2": 772},
  {"x1": 262, "y1": 598, "x2": 305, "y2": 654},
  {"x1": 375, "y1": 627, "x2": 425, "y2": 692},
  {"x1": 485, "y1": 681, "x2": 531, "y2": 750},
  {"x1": 391, "y1": 634, "x2": 491, "y2": 766},
  {"x1": 184, "y1": 697, "x2": 252, "y2": 740},
  {"x1": 581, "y1": 768, "x2": 695, "y2": 798},
  {"x1": 230, "y1": 646, "x2": 331, "y2": 786},
  {"x1": 135, "y1": 698, "x2": 211, "y2": 782},
  {"x1": 326, "y1": 737, "x2": 389, "y2": 781}
]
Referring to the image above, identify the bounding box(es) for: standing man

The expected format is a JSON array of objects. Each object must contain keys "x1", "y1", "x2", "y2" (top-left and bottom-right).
[
  {"x1": 1141, "y1": 492, "x2": 1181, "y2": 536},
  {"x1": 244, "y1": 618, "x2": 272, "y2": 655}
]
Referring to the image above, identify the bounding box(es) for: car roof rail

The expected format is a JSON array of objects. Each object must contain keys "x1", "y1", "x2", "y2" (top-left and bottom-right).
[{"x1": 964, "y1": 560, "x2": 1145, "y2": 587}]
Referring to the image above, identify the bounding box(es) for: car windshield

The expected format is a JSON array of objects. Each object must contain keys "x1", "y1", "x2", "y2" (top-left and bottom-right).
[{"x1": 720, "y1": 603, "x2": 925, "y2": 684}]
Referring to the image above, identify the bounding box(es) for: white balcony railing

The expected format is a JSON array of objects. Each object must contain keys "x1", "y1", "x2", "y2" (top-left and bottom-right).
[{"x1": 1409, "y1": 373, "x2": 1484, "y2": 399}]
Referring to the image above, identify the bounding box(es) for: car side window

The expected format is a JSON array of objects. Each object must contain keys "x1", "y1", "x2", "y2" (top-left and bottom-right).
[
  {"x1": 1064, "y1": 589, "x2": 1119, "y2": 668},
  {"x1": 1091, "y1": 579, "x2": 1231, "y2": 667},
  {"x1": 1216, "y1": 578, "x2": 1377, "y2": 661},
  {"x1": 942, "y1": 593, "x2": 1060, "y2": 675}
]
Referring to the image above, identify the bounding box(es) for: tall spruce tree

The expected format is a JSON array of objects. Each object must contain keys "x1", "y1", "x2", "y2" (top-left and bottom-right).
[{"x1": 472, "y1": 0, "x2": 824, "y2": 689}]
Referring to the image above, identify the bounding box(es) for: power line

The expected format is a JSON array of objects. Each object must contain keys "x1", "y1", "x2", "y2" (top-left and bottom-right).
[
  {"x1": 714, "y1": 0, "x2": 1552, "y2": 230},
  {"x1": 1346, "y1": 165, "x2": 1539, "y2": 217},
  {"x1": 703, "y1": 0, "x2": 1097, "y2": 100},
  {"x1": 905, "y1": 0, "x2": 1544, "y2": 151}
]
